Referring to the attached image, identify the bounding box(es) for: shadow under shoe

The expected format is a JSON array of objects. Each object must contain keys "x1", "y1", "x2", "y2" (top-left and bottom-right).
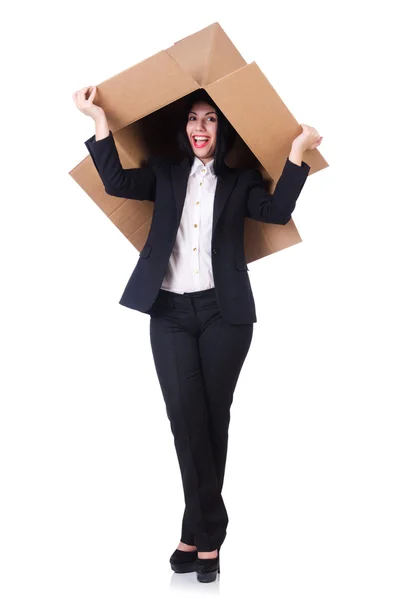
[{"x1": 169, "y1": 548, "x2": 198, "y2": 573}]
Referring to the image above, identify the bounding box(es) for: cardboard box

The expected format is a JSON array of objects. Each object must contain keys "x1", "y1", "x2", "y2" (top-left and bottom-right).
[{"x1": 69, "y1": 22, "x2": 328, "y2": 264}]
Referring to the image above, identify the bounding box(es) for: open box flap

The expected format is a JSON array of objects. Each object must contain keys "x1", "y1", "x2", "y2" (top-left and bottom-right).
[
  {"x1": 205, "y1": 61, "x2": 328, "y2": 178},
  {"x1": 69, "y1": 132, "x2": 155, "y2": 250},
  {"x1": 84, "y1": 50, "x2": 199, "y2": 132},
  {"x1": 69, "y1": 51, "x2": 201, "y2": 252},
  {"x1": 166, "y1": 22, "x2": 246, "y2": 86},
  {"x1": 203, "y1": 61, "x2": 328, "y2": 262}
]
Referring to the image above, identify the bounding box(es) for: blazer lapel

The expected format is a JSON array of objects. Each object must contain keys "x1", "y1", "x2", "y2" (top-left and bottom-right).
[
  {"x1": 171, "y1": 157, "x2": 191, "y2": 225},
  {"x1": 212, "y1": 164, "x2": 239, "y2": 235},
  {"x1": 171, "y1": 157, "x2": 239, "y2": 235}
]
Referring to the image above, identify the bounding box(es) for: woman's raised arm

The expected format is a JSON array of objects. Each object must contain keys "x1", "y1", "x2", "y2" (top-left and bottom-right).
[{"x1": 73, "y1": 86, "x2": 156, "y2": 202}]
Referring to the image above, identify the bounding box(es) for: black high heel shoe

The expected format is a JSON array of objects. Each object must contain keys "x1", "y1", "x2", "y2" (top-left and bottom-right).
[
  {"x1": 169, "y1": 548, "x2": 198, "y2": 573},
  {"x1": 195, "y1": 548, "x2": 220, "y2": 583}
]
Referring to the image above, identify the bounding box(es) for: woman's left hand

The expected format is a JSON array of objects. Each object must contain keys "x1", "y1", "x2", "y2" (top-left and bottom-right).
[{"x1": 293, "y1": 124, "x2": 323, "y2": 152}]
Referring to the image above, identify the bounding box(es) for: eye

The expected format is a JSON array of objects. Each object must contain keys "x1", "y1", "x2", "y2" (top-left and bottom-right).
[
  {"x1": 188, "y1": 116, "x2": 196, "y2": 121},
  {"x1": 208, "y1": 117, "x2": 216, "y2": 122}
]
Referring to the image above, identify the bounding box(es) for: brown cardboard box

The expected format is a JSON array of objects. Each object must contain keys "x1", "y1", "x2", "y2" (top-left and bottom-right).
[{"x1": 69, "y1": 22, "x2": 328, "y2": 263}]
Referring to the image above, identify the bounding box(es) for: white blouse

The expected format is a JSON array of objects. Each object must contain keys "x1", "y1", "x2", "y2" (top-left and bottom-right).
[{"x1": 160, "y1": 156, "x2": 217, "y2": 293}]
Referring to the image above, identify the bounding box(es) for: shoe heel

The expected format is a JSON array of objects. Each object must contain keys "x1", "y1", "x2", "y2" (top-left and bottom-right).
[
  {"x1": 196, "y1": 548, "x2": 220, "y2": 583},
  {"x1": 197, "y1": 571, "x2": 218, "y2": 583}
]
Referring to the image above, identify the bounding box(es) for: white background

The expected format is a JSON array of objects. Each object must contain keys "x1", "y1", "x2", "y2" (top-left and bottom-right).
[{"x1": 1, "y1": 1, "x2": 396, "y2": 598}]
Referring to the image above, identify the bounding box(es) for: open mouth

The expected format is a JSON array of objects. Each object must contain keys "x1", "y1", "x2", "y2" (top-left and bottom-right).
[{"x1": 192, "y1": 135, "x2": 210, "y2": 149}]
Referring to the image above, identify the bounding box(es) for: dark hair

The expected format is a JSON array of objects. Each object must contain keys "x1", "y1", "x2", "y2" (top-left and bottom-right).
[{"x1": 176, "y1": 89, "x2": 237, "y2": 175}]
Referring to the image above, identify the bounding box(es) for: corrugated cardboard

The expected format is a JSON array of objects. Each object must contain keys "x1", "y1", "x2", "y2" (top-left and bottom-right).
[{"x1": 69, "y1": 22, "x2": 328, "y2": 263}]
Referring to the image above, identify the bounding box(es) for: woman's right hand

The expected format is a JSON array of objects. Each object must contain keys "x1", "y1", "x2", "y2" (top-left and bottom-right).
[{"x1": 72, "y1": 86, "x2": 104, "y2": 120}]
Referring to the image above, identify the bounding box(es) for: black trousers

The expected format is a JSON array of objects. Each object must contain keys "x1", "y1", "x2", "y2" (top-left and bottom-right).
[{"x1": 149, "y1": 286, "x2": 253, "y2": 551}]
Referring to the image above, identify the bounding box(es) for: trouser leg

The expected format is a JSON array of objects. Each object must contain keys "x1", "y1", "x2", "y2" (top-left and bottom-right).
[
  {"x1": 200, "y1": 317, "x2": 253, "y2": 491},
  {"x1": 149, "y1": 307, "x2": 228, "y2": 551},
  {"x1": 180, "y1": 314, "x2": 253, "y2": 542}
]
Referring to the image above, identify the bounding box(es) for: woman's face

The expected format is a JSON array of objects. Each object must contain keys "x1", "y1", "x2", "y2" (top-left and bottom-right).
[{"x1": 185, "y1": 100, "x2": 218, "y2": 164}]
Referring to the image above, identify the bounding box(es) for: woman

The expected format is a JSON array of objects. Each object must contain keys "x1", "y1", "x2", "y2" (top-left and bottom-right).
[{"x1": 73, "y1": 85, "x2": 322, "y2": 583}]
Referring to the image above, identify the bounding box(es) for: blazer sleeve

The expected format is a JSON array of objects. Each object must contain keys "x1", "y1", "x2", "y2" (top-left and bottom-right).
[
  {"x1": 245, "y1": 157, "x2": 311, "y2": 225},
  {"x1": 84, "y1": 130, "x2": 156, "y2": 202}
]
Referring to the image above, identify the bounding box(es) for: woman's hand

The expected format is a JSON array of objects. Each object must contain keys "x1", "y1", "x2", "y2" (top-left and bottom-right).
[
  {"x1": 292, "y1": 124, "x2": 323, "y2": 152},
  {"x1": 72, "y1": 86, "x2": 105, "y2": 121}
]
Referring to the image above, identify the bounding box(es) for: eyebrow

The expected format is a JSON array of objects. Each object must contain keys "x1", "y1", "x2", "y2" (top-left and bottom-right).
[{"x1": 188, "y1": 111, "x2": 217, "y2": 115}]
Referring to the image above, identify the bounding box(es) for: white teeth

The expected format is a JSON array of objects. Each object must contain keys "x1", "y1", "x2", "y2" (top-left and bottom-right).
[{"x1": 194, "y1": 136, "x2": 209, "y2": 141}]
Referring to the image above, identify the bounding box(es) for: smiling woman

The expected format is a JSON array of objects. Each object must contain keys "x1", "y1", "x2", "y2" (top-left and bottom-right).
[
  {"x1": 74, "y1": 81, "x2": 317, "y2": 582},
  {"x1": 187, "y1": 100, "x2": 217, "y2": 159},
  {"x1": 176, "y1": 89, "x2": 237, "y2": 175}
]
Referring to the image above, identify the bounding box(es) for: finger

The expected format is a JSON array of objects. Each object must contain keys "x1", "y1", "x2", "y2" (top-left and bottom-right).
[
  {"x1": 81, "y1": 87, "x2": 91, "y2": 102},
  {"x1": 88, "y1": 86, "x2": 96, "y2": 102},
  {"x1": 79, "y1": 88, "x2": 88, "y2": 104},
  {"x1": 76, "y1": 90, "x2": 83, "y2": 108}
]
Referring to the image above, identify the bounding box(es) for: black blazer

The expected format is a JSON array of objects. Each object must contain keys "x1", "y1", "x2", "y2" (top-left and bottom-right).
[{"x1": 84, "y1": 131, "x2": 310, "y2": 324}]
